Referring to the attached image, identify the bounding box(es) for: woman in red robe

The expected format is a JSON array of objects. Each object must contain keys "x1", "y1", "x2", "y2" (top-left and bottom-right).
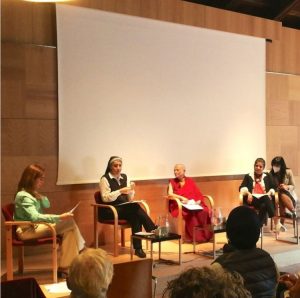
[{"x1": 168, "y1": 164, "x2": 212, "y2": 242}]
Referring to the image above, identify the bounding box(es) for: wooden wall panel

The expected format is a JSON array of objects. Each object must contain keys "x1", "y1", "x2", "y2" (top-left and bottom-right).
[
  {"x1": 1, "y1": 119, "x2": 57, "y2": 156},
  {"x1": 1, "y1": 42, "x2": 57, "y2": 120},
  {"x1": 1, "y1": 0, "x2": 56, "y2": 45},
  {"x1": 68, "y1": 0, "x2": 281, "y2": 40},
  {"x1": 1, "y1": 0, "x2": 300, "y2": 259},
  {"x1": 267, "y1": 27, "x2": 300, "y2": 74},
  {"x1": 266, "y1": 73, "x2": 300, "y2": 177}
]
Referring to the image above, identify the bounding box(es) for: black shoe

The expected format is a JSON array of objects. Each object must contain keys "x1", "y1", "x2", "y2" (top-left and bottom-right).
[{"x1": 135, "y1": 248, "x2": 146, "y2": 258}]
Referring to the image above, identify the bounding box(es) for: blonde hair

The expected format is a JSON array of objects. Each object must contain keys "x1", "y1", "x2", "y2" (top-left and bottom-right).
[{"x1": 68, "y1": 248, "x2": 113, "y2": 298}]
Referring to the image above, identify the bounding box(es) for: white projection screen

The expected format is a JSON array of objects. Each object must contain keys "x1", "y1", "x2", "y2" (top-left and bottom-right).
[{"x1": 56, "y1": 4, "x2": 266, "y2": 185}]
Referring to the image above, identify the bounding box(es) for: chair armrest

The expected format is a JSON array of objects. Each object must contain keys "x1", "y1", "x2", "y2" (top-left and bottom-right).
[
  {"x1": 239, "y1": 193, "x2": 244, "y2": 205},
  {"x1": 91, "y1": 203, "x2": 119, "y2": 220},
  {"x1": 4, "y1": 221, "x2": 57, "y2": 239},
  {"x1": 274, "y1": 192, "x2": 279, "y2": 204},
  {"x1": 203, "y1": 195, "x2": 214, "y2": 209},
  {"x1": 166, "y1": 196, "x2": 183, "y2": 215},
  {"x1": 4, "y1": 220, "x2": 56, "y2": 237}
]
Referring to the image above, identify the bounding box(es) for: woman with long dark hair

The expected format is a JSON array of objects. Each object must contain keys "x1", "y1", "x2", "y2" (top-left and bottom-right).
[{"x1": 269, "y1": 156, "x2": 297, "y2": 231}]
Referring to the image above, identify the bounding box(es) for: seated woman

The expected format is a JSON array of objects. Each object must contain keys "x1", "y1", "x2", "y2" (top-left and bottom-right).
[
  {"x1": 99, "y1": 156, "x2": 156, "y2": 258},
  {"x1": 14, "y1": 164, "x2": 85, "y2": 277},
  {"x1": 239, "y1": 157, "x2": 275, "y2": 226},
  {"x1": 168, "y1": 164, "x2": 212, "y2": 242},
  {"x1": 269, "y1": 156, "x2": 297, "y2": 232}
]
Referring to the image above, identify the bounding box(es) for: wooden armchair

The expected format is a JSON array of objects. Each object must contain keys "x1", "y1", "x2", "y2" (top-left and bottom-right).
[
  {"x1": 92, "y1": 191, "x2": 150, "y2": 256},
  {"x1": 1, "y1": 203, "x2": 61, "y2": 283},
  {"x1": 166, "y1": 195, "x2": 214, "y2": 241}
]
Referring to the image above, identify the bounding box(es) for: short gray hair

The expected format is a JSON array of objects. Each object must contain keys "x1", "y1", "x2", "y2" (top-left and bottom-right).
[{"x1": 68, "y1": 248, "x2": 113, "y2": 298}]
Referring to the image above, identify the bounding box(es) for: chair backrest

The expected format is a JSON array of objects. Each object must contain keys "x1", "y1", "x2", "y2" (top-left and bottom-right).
[
  {"x1": 94, "y1": 191, "x2": 103, "y2": 204},
  {"x1": 1, "y1": 277, "x2": 46, "y2": 298},
  {"x1": 2, "y1": 203, "x2": 23, "y2": 243},
  {"x1": 107, "y1": 259, "x2": 152, "y2": 298},
  {"x1": 2, "y1": 203, "x2": 15, "y2": 221}
]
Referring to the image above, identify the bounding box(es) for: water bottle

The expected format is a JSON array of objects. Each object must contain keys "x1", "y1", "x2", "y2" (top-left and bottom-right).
[
  {"x1": 213, "y1": 207, "x2": 223, "y2": 227},
  {"x1": 165, "y1": 216, "x2": 170, "y2": 235}
]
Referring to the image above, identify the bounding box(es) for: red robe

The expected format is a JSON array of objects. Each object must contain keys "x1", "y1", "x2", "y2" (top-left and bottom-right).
[{"x1": 169, "y1": 177, "x2": 212, "y2": 242}]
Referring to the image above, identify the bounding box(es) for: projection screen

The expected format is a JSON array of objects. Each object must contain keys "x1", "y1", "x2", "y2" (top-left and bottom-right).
[{"x1": 56, "y1": 4, "x2": 266, "y2": 185}]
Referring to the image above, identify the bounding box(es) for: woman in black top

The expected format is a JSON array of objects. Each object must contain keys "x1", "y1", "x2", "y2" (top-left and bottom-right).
[
  {"x1": 99, "y1": 156, "x2": 156, "y2": 258},
  {"x1": 239, "y1": 157, "x2": 275, "y2": 226}
]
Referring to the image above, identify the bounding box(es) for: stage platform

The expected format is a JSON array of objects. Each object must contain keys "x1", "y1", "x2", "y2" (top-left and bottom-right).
[{"x1": 1, "y1": 228, "x2": 300, "y2": 298}]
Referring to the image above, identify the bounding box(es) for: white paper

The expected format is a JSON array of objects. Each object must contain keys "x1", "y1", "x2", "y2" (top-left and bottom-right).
[
  {"x1": 68, "y1": 202, "x2": 80, "y2": 213},
  {"x1": 182, "y1": 203, "x2": 203, "y2": 210},
  {"x1": 134, "y1": 231, "x2": 154, "y2": 236},
  {"x1": 44, "y1": 281, "x2": 71, "y2": 294}
]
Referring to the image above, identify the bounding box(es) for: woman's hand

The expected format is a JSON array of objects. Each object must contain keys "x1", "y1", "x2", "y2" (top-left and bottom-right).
[
  {"x1": 181, "y1": 198, "x2": 188, "y2": 204},
  {"x1": 279, "y1": 183, "x2": 289, "y2": 191},
  {"x1": 59, "y1": 212, "x2": 74, "y2": 220},
  {"x1": 34, "y1": 191, "x2": 44, "y2": 200},
  {"x1": 130, "y1": 182, "x2": 135, "y2": 190},
  {"x1": 119, "y1": 187, "x2": 132, "y2": 194}
]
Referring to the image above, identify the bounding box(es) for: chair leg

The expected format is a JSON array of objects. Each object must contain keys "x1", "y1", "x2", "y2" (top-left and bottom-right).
[
  {"x1": 121, "y1": 229, "x2": 126, "y2": 247},
  {"x1": 114, "y1": 223, "x2": 118, "y2": 257},
  {"x1": 18, "y1": 246, "x2": 24, "y2": 274},
  {"x1": 5, "y1": 226, "x2": 13, "y2": 280},
  {"x1": 178, "y1": 216, "x2": 183, "y2": 239},
  {"x1": 52, "y1": 242, "x2": 58, "y2": 283}
]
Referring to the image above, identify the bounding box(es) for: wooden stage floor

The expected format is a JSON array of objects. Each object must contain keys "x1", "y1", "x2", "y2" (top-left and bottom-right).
[{"x1": 1, "y1": 228, "x2": 300, "y2": 298}]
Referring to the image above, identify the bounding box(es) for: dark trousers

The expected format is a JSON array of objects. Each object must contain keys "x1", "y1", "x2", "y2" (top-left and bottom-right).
[
  {"x1": 245, "y1": 195, "x2": 275, "y2": 225},
  {"x1": 100, "y1": 203, "x2": 156, "y2": 249}
]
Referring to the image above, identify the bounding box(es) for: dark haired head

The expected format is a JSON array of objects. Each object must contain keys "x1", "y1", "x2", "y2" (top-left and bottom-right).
[
  {"x1": 226, "y1": 206, "x2": 260, "y2": 250},
  {"x1": 104, "y1": 156, "x2": 122, "y2": 175},
  {"x1": 270, "y1": 156, "x2": 288, "y2": 184},
  {"x1": 271, "y1": 156, "x2": 287, "y2": 170},
  {"x1": 254, "y1": 158, "x2": 265, "y2": 169}
]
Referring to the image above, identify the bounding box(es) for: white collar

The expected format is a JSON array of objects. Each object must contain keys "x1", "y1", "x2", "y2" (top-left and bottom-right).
[
  {"x1": 109, "y1": 172, "x2": 123, "y2": 180},
  {"x1": 249, "y1": 172, "x2": 267, "y2": 181}
]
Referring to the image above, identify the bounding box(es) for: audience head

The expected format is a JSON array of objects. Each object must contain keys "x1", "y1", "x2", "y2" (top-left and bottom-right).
[
  {"x1": 253, "y1": 157, "x2": 266, "y2": 176},
  {"x1": 226, "y1": 206, "x2": 260, "y2": 250},
  {"x1": 104, "y1": 156, "x2": 122, "y2": 176},
  {"x1": 17, "y1": 164, "x2": 45, "y2": 194},
  {"x1": 162, "y1": 266, "x2": 251, "y2": 298},
  {"x1": 173, "y1": 164, "x2": 186, "y2": 180},
  {"x1": 67, "y1": 248, "x2": 113, "y2": 298}
]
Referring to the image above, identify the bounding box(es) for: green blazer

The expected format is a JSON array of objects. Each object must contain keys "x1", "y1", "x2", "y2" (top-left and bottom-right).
[{"x1": 14, "y1": 190, "x2": 60, "y2": 223}]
